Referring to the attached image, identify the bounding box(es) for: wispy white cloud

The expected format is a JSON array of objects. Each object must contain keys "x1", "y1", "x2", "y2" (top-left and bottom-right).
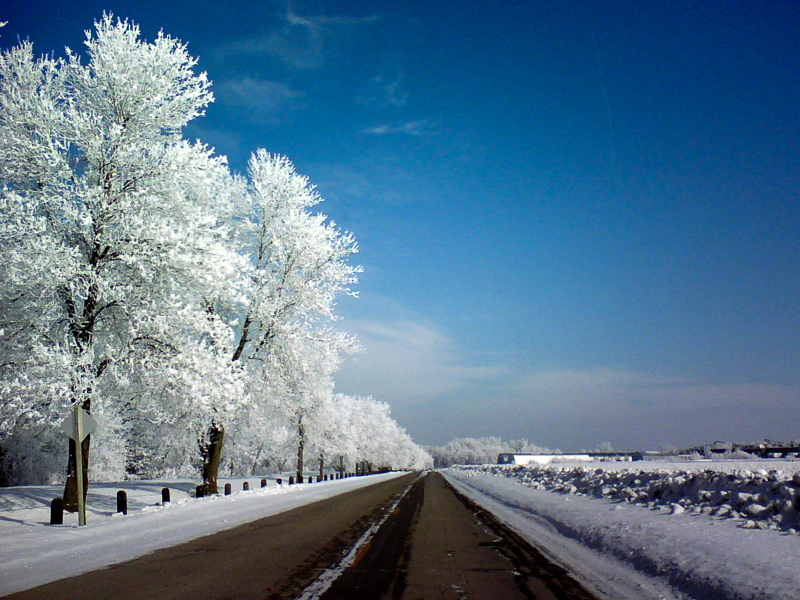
[
  {"x1": 357, "y1": 73, "x2": 409, "y2": 107},
  {"x1": 335, "y1": 318, "x2": 507, "y2": 404},
  {"x1": 286, "y1": 6, "x2": 380, "y2": 29},
  {"x1": 362, "y1": 119, "x2": 439, "y2": 137},
  {"x1": 310, "y1": 158, "x2": 439, "y2": 207},
  {"x1": 513, "y1": 367, "x2": 799, "y2": 411},
  {"x1": 502, "y1": 366, "x2": 800, "y2": 448},
  {"x1": 221, "y1": 5, "x2": 380, "y2": 69},
  {"x1": 516, "y1": 368, "x2": 685, "y2": 396},
  {"x1": 337, "y1": 317, "x2": 800, "y2": 448},
  {"x1": 214, "y1": 77, "x2": 305, "y2": 120}
]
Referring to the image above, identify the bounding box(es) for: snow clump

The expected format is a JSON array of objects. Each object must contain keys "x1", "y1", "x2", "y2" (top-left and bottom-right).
[{"x1": 454, "y1": 464, "x2": 800, "y2": 533}]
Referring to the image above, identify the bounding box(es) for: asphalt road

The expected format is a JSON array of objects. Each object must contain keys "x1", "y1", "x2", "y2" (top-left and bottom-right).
[
  {"x1": 5, "y1": 472, "x2": 600, "y2": 600},
  {"x1": 319, "y1": 472, "x2": 599, "y2": 600},
  {"x1": 4, "y1": 474, "x2": 416, "y2": 600}
]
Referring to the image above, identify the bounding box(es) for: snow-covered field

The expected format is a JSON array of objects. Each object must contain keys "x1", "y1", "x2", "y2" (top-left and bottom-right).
[
  {"x1": 0, "y1": 472, "x2": 406, "y2": 596},
  {"x1": 445, "y1": 460, "x2": 800, "y2": 600}
]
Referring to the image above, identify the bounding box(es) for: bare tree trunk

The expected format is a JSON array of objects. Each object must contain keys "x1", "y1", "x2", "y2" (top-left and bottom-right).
[
  {"x1": 296, "y1": 417, "x2": 305, "y2": 483},
  {"x1": 63, "y1": 435, "x2": 90, "y2": 512},
  {"x1": 199, "y1": 422, "x2": 225, "y2": 495},
  {"x1": 318, "y1": 452, "x2": 324, "y2": 481}
]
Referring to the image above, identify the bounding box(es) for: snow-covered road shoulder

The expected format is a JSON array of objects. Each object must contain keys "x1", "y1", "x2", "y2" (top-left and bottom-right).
[
  {"x1": 444, "y1": 466, "x2": 800, "y2": 600},
  {"x1": 0, "y1": 472, "x2": 406, "y2": 596}
]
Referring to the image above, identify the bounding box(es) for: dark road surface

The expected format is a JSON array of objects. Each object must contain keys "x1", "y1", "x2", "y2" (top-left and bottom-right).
[
  {"x1": 319, "y1": 472, "x2": 599, "y2": 600},
  {"x1": 5, "y1": 472, "x2": 600, "y2": 600},
  {"x1": 4, "y1": 474, "x2": 416, "y2": 600}
]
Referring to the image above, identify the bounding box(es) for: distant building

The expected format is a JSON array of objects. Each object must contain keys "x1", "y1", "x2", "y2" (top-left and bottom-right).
[
  {"x1": 641, "y1": 450, "x2": 685, "y2": 461},
  {"x1": 683, "y1": 441, "x2": 800, "y2": 459},
  {"x1": 497, "y1": 452, "x2": 643, "y2": 465}
]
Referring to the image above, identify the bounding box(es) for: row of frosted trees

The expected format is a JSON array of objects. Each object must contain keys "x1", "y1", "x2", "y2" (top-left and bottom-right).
[
  {"x1": 0, "y1": 16, "x2": 431, "y2": 497},
  {"x1": 427, "y1": 437, "x2": 557, "y2": 468}
]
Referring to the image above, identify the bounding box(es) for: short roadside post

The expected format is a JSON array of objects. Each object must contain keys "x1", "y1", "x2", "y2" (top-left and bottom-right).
[
  {"x1": 50, "y1": 498, "x2": 64, "y2": 525},
  {"x1": 117, "y1": 490, "x2": 128, "y2": 515}
]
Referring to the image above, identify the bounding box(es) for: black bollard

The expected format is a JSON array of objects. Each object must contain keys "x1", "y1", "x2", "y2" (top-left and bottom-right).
[
  {"x1": 277, "y1": 478, "x2": 283, "y2": 485},
  {"x1": 162, "y1": 488, "x2": 171, "y2": 504},
  {"x1": 298, "y1": 475, "x2": 304, "y2": 484},
  {"x1": 324, "y1": 474, "x2": 328, "y2": 481},
  {"x1": 289, "y1": 476, "x2": 294, "y2": 485},
  {"x1": 117, "y1": 490, "x2": 128, "y2": 515},
  {"x1": 196, "y1": 485, "x2": 205, "y2": 498},
  {"x1": 243, "y1": 481, "x2": 249, "y2": 491},
  {"x1": 224, "y1": 483, "x2": 232, "y2": 495},
  {"x1": 50, "y1": 497, "x2": 64, "y2": 525},
  {"x1": 261, "y1": 478, "x2": 267, "y2": 488}
]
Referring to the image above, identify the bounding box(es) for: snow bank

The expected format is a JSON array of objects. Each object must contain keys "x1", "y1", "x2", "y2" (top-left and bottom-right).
[
  {"x1": 457, "y1": 461, "x2": 800, "y2": 533},
  {"x1": 0, "y1": 472, "x2": 405, "y2": 596},
  {"x1": 445, "y1": 463, "x2": 800, "y2": 600}
]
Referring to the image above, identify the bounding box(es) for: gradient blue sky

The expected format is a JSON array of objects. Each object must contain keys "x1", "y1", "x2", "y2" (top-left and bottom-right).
[{"x1": 4, "y1": 1, "x2": 799, "y2": 450}]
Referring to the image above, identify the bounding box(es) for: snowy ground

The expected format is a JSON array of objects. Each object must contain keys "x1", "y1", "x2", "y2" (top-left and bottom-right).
[
  {"x1": 0, "y1": 472, "x2": 405, "y2": 596},
  {"x1": 444, "y1": 460, "x2": 800, "y2": 600}
]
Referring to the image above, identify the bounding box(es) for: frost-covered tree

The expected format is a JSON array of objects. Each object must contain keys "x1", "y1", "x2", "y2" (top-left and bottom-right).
[
  {"x1": 230, "y1": 149, "x2": 361, "y2": 364},
  {"x1": 304, "y1": 391, "x2": 357, "y2": 479},
  {"x1": 0, "y1": 16, "x2": 248, "y2": 496},
  {"x1": 0, "y1": 15, "x2": 432, "y2": 492},
  {"x1": 220, "y1": 150, "x2": 361, "y2": 483},
  {"x1": 595, "y1": 441, "x2": 615, "y2": 453},
  {"x1": 261, "y1": 324, "x2": 356, "y2": 481},
  {"x1": 325, "y1": 394, "x2": 431, "y2": 473},
  {"x1": 427, "y1": 437, "x2": 556, "y2": 468}
]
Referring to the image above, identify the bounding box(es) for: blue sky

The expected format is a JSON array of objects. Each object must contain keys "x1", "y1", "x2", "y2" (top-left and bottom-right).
[{"x1": 4, "y1": 1, "x2": 799, "y2": 450}]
